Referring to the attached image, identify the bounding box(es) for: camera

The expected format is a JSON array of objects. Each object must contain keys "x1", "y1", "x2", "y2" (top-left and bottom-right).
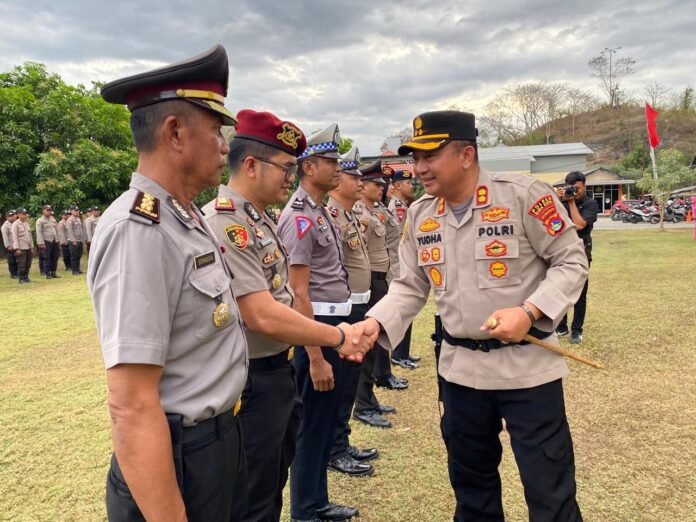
[{"x1": 564, "y1": 185, "x2": 577, "y2": 197}]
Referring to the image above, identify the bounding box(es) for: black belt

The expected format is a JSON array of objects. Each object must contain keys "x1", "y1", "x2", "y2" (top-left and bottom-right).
[
  {"x1": 443, "y1": 327, "x2": 552, "y2": 353},
  {"x1": 371, "y1": 271, "x2": 387, "y2": 280},
  {"x1": 248, "y1": 348, "x2": 293, "y2": 372},
  {"x1": 168, "y1": 409, "x2": 238, "y2": 445}
]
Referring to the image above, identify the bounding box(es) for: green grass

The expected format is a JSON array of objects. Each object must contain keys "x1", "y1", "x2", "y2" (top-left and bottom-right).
[{"x1": 1, "y1": 230, "x2": 695, "y2": 521}]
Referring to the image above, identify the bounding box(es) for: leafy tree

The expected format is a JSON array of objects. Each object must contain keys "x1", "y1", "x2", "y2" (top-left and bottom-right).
[
  {"x1": 338, "y1": 137, "x2": 353, "y2": 155},
  {"x1": 588, "y1": 52, "x2": 636, "y2": 108}
]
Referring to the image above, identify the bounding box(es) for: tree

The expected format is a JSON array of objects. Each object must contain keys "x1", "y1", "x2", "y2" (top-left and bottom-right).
[
  {"x1": 588, "y1": 53, "x2": 636, "y2": 107},
  {"x1": 637, "y1": 148, "x2": 693, "y2": 230},
  {"x1": 338, "y1": 137, "x2": 353, "y2": 155},
  {"x1": 678, "y1": 86, "x2": 695, "y2": 112},
  {"x1": 562, "y1": 87, "x2": 598, "y2": 137},
  {"x1": 640, "y1": 81, "x2": 671, "y2": 108}
]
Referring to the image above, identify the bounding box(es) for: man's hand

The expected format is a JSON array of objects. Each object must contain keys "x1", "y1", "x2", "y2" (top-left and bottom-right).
[
  {"x1": 360, "y1": 317, "x2": 382, "y2": 344},
  {"x1": 336, "y1": 322, "x2": 376, "y2": 362},
  {"x1": 480, "y1": 307, "x2": 532, "y2": 344},
  {"x1": 309, "y1": 358, "x2": 334, "y2": 392}
]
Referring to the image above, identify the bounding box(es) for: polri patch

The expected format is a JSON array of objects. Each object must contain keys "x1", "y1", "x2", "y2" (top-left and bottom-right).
[
  {"x1": 194, "y1": 251, "x2": 216, "y2": 270},
  {"x1": 225, "y1": 224, "x2": 249, "y2": 250},
  {"x1": 295, "y1": 216, "x2": 313, "y2": 239},
  {"x1": 130, "y1": 192, "x2": 160, "y2": 223},
  {"x1": 481, "y1": 207, "x2": 510, "y2": 223}
]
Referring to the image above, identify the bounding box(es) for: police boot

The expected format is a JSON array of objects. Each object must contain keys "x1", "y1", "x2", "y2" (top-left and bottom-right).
[
  {"x1": 51, "y1": 272, "x2": 61, "y2": 278},
  {"x1": 46, "y1": 273, "x2": 54, "y2": 279}
]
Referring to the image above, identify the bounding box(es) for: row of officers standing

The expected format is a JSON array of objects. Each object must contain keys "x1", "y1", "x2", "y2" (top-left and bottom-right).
[
  {"x1": 1, "y1": 205, "x2": 100, "y2": 281},
  {"x1": 89, "y1": 45, "x2": 587, "y2": 522}
]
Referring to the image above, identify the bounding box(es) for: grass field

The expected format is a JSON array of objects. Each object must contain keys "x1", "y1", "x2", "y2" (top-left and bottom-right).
[{"x1": 1, "y1": 229, "x2": 695, "y2": 521}]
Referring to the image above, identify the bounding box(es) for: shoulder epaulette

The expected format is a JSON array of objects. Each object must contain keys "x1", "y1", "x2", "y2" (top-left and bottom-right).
[
  {"x1": 130, "y1": 191, "x2": 160, "y2": 223},
  {"x1": 215, "y1": 197, "x2": 236, "y2": 212},
  {"x1": 306, "y1": 195, "x2": 318, "y2": 209}
]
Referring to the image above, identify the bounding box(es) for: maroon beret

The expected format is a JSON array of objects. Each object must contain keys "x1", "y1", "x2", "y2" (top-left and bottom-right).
[{"x1": 234, "y1": 109, "x2": 307, "y2": 157}]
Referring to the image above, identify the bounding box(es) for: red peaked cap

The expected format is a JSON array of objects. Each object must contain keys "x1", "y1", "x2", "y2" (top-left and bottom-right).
[{"x1": 234, "y1": 109, "x2": 307, "y2": 158}]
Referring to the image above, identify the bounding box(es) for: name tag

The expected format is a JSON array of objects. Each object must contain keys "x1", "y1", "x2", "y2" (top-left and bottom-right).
[{"x1": 194, "y1": 251, "x2": 216, "y2": 270}]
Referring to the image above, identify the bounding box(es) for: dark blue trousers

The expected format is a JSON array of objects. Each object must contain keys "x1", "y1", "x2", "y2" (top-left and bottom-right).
[
  {"x1": 290, "y1": 308, "x2": 364, "y2": 520},
  {"x1": 441, "y1": 379, "x2": 582, "y2": 522}
]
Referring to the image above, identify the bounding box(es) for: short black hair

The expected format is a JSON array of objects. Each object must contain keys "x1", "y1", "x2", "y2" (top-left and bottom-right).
[
  {"x1": 450, "y1": 139, "x2": 479, "y2": 162},
  {"x1": 227, "y1": 138, "x2": 282, "y2": 175},
  {"x1": 565, "y1": 171, "x2": 586, "y2": 185},
  {"x1": 129, "y1": 100, "x2": 196, "y2": 153}
]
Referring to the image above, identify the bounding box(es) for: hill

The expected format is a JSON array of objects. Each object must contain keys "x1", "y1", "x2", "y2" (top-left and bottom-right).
[{"x1": 511, "y1": 106, "x2": 696, "y2": 167}]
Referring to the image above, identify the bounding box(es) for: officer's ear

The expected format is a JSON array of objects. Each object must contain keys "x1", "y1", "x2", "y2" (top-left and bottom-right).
[
  {"x1": 162, "y1": 114, "x2": 186, "y2": 152},
  {"x1": 240, "y1": 156, "x2": 260, "y2": 179}
]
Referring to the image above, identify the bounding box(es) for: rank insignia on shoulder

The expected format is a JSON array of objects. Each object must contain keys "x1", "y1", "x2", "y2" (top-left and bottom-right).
[
  {"x1": 215, "y1": 198, "x2": 236, "y2": 211},
  {"x1": 291, "y1": 197, "x2": 305, "y2": 210},
  {"x1": 225, "y1": 224, "x2": 249, "y2": 250},
  {"x1": 295, "y1": 215, "x2": 314, "y2": 239},
  {"x1": 419, "y1": 217, "x2": 440, "y2": 232},
  {"x1": 244, "y1": 202, "x2": 261, "y2": 222},
  {"x1": 306, "y1": 195, "x2": 318, "y2": 209},
  {"x1": 130, "y1": 192, "x2": 160, "y2": 223},
  {"x1": 475, "y1": 186, "x2": 489, "y2": 207},
  {"x1": 168, "y1": 197, "x2": 192, "y2": 222},
  {"x1": 481, "y1": 207, "x2": 510, "y2": 223}
]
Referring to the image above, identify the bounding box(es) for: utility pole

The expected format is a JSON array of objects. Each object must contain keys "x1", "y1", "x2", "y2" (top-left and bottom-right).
[{"x1": 602, "y1": 46, "x2": 621, "y2": 107}]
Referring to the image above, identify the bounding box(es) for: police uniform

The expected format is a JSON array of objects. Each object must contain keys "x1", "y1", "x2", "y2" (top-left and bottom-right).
[
  {"x1": 327, "y1": 147, "x2": 382, "y2": 468},
  {"x1": 84, "y1": 207, "x2": 99, "y2": 253},
  {"x1": 11, "y1": 210, "x2": 34, "y2": 283},
  {"x1": 203, "y1": 109, "x2": 306, "y2": 522},
  {"x1": 366, "y1": 111, "x2": 588, "y2": 521},
  {"x1": 2, "y1": 210, "x2": 18, "y2": 278},
  {"x1": 277, "y1": 125, "x2": 364, "y2": 521},
  {"x1": 91, "y1": 44, "x2": 249, "y2": 522},
  {"x1": 57, "y1": 211, "x2": 71, "y2": 270},
  {"x1": 36, "y1": 205, "x2": 61, "y2": 278},
  {"x1": 66, "y1": 207, "x2": 84, "y2": 274}
]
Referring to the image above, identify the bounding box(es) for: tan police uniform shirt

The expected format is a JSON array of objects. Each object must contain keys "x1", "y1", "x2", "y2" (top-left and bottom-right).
[
  {"x1": 1, "y1": 220, "x2": 12, "y2": 249},
  {"x1": 327, "y1": 197, "x2": 371, "y2": 294},
  {"x1": 84, "y1": 215, "x2": 99, "y2": 241},
  {"x1": 367, "y1": 168, "x2": 589, "y2": 390},
  {"x1": 66, "y1": 215, "x2": 84, "y2": 242},
  {"x1": 57, "y1": 219, "x2": 68, "y2": 245},
  {"x1": 355, "y1": 199, "x2": 389, "y2": 273},
  {"x1": 11, "y1": 220, "x2": 33, "y2": 250},
  {"x1": 277, "y1": 185, "x2": 351, "y2": 303},
  {"x1": 379, "y1": 202, "x2": 402, "y2": 284},
  {"x1": 36, "y1": 215, "x2": 58, "y2": 245},
  {"x1": 203, "y1": 184, "x2": 294, "y2": 360},
  {"x1": 87, "y1": 172, "x2": 248, "y2": 426},
  {"x1": 388, "y1": 197, "x2": 408, "y2": 233}
]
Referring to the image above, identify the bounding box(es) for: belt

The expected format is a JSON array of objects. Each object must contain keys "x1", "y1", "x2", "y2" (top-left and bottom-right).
[
  {"x1": 349, "y1": 291, "x2": 371, "y2": 304},
  {"x1": 443, "y1": 327, "x2": 552, "y2": 353},
  {"x1": 248, "y1": 347, "x2": 294, "y2": 372},
  {"x1": 371, "y1": 271, "x2": 387, "y2": 281},
  {"x1": 175, "y1": 406, "x2": 240, "y2": 444},
  {"x1": 312, "y1": 300, "x2": 352, "y2": 317}
]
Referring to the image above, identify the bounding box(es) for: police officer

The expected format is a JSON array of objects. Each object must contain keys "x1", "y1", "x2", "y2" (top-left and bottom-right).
[
  {"x1": 327, "y1": 146, "x2": 383, "y2": 472},
  {"x1": 57, "y1": 210, "x2": 71, "y2": 271},
  {"x1": 89, "y1": 44, "x2": 248, "y2": 521},
  {"x1": 11, "y1": 208, "x2": 34, "y2": 284},
  {"x1": 2, "y1": 210, "x2": 18, "y2": 278},
  {"x1": 354, "y1": 161, "x2": 408, "y2": 409},
  {"x1": 84, "y1": 206, "x2": 100, "y2": 253},
  {"x1": 36, "y1": 204, "x2": 61, "y2": 279},
  {"x1": 277, "y1": 124, "x2": 365, "y2": 522},
  {"x1": 364, "y1": 110, "x2": 588, "y2": 521},
  {"x1": 203, "y1": 110, "x2": 371, "y2": 522},
  {"x1": 66, "y1": 206, "x2": 84, "y2": 274},
  {"x1": 387, "y1": 170, "x2": 419, "y2": 368}
]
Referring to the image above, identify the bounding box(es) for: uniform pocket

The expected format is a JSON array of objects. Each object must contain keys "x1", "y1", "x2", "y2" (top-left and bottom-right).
[
  {"x1": 474, "y1": 238, "x2": 521, "y2": 288},
  {"x1": 188, "y1": 266, "x2": 234, "y2": 340},
  {"x1": 316, "y1": 233, "x2": 332, "y2": 248}
]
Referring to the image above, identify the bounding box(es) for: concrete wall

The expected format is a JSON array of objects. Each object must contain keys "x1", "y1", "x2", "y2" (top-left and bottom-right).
[{"x1": 531, "y1": 155, "x2": 587, "y2": 174}]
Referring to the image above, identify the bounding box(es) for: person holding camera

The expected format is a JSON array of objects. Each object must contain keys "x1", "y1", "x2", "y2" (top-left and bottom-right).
[{"x1": 555, "y1": 171, "x2": 598, "y2": 344}]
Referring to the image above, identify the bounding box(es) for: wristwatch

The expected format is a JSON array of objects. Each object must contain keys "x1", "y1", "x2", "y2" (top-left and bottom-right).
[{"x1": 519, "y1": 304, "x2": 536, "y2": 326}]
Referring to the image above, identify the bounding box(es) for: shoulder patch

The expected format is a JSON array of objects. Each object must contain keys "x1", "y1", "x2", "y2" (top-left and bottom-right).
[
  {"x1": 215, "y1": 198, "x2": 236, "y2": 211},
  {"x1": 224, "y1": 224, "x2": 249, "y2": 250},
  {"x1": 295, "y1": 215, "x2": 314, "y2": 239},
  {"x1": 130, "y1": 192, "x2": 160, "y2": 223},
  {"x1": 528, "y1": 194, "x2": 567, "y2": 236}
]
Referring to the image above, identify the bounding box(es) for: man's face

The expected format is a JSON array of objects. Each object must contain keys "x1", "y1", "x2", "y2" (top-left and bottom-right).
[
  {"x1": 412, "y1": 142, "x2": 473, "y2": 198},
  {"x1": 182, "y1": 109, "x2": 230, "y2": 191},
  {"x1": 572, "y1": 181, "x2": 586, "y2": 199},
  {"x1": 62, "y1": 214, "x2": 68, "y2": 221},
  {"x1": 311, "y1": 157, "x2": 342, "y2": 192},
  {"x1": 362, "y1": 180, "x2": 384, "y2": 203},
  {"x1": 394, "y1": 180, "x2": 414, "y2": 199},
  {"x1": 71, "y1": 210, "x2": 79, "y2": 218},
  {"x1": 8, "y1": 214, "x2": 16, "y2": 222},
  {"x1": 18, "y1": 213, "x2": 28, "y2": 222},
  {"x1": 256, "y1": 150, "x2": 297, "y2": 205},
  {"x1": 335, "y1": 173, "x2": 363, "y2": 203},
  {"x1": 43, "y1": 208, "x2": 51, "y2": 217}
]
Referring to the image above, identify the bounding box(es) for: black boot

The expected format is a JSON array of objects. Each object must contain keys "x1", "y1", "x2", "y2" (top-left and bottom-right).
[{"x1": 52, "y1": 272, "x2": 61, "y2": 278}]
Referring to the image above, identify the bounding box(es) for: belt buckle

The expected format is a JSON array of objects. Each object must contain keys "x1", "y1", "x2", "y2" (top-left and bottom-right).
[{"x1": 475, "y1": 340, "x2": 490, "y2": 353}]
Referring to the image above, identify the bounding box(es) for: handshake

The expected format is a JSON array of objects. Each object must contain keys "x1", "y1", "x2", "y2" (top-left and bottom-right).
[{"x1": 335, "y1": 317, "x2": 381, "y2": 363}]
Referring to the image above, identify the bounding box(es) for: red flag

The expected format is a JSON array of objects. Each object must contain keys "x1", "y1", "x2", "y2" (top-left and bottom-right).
[{"x1": 645, "y1": 103, "x2": 660, "y2": 149}]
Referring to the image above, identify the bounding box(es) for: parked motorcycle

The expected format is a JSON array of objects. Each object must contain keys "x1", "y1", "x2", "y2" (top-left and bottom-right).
[{"x1": 629, "y1": 205, "x2": 660, "y2": 224}]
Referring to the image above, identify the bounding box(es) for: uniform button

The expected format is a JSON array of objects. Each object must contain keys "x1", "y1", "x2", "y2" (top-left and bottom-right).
[{"x1": 216, "y1": 285, "x2": 221, "y2": 291}]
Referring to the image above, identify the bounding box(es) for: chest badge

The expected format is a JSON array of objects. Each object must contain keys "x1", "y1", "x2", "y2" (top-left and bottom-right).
[
  {"x1": 485, "y1": 240, "x2": 507, "y2": 257},
  {"x1": 419, "y1": 217, "x2": 440, "y2": 232},
  {"x1": 489, "y1": 261, "x2": 508, "y2": 278},
  {"x1": 272, "y1": 273, "x2": 282, "y2": 289},
  {"x1": 481, "y1": 207, "x2": 510, "y2": 223},
  {"x1": 213, "y1": 303, "x2": 231, "y2": 328}
]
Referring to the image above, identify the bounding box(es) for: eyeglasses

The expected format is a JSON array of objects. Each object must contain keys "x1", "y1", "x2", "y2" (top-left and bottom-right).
[{"x1": 253, "y1": 157, "x2": 298, "y2": 180}]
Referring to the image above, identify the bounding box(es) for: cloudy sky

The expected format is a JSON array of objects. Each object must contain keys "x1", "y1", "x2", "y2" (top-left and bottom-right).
[{"x1": 1, "y1": 0, "x2": 694, "y2": 154}]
